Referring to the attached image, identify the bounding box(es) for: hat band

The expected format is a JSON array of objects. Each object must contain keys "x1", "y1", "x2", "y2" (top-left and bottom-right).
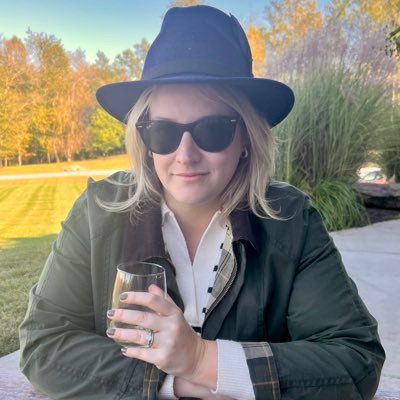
[{"x1": 142, "y1": 59, "x2": 253, "y2": 80}]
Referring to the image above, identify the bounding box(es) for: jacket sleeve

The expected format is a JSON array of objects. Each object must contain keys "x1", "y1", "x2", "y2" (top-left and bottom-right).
[
  {"x1": 271, "y1": 200, "x2": 385, "y2": 399},
  {"x1": 242, "y1": 199, "x2": 385, "y2": 400},
  {"x1": 18, "y1": 191, "x2": 152, "y2": 400}
]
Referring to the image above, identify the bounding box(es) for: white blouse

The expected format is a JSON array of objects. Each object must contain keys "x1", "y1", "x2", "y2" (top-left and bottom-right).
[{"x1": 158, "y1": 203, "x2": 255, "y2": 400}]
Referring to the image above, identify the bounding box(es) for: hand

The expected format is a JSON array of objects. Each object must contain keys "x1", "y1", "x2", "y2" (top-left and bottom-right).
[{"x1": 106, "y1": 285, "x2": 217, "y2": 386}]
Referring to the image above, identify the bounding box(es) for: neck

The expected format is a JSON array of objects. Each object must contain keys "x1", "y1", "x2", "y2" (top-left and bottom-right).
[
  {"x1": 167, "y1": 200, "x2": 219, "y2": 228},
  {"x1": 165, "y1": 201, "x2": 220, "y2": 262}
]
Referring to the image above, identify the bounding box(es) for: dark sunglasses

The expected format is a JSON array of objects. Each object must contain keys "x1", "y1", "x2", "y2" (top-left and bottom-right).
[{"x1": 136, "y1": 115, "x2": 241, "y2": 155}]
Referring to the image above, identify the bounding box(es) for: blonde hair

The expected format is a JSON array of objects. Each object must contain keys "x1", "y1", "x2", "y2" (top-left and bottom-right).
[{"x1": 99, "y1": 83, "x2": 280, "y2": 220}]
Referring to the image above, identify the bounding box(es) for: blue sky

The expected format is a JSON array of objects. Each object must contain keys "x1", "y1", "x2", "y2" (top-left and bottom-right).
[{"x1": 0, "y1": 0, "x2": 328, "y2": 63}]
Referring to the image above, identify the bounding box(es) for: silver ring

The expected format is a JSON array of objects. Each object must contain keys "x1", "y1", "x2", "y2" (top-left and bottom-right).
[{"x1": 146, "y1": 330, "x2": 155, "y2": 348}]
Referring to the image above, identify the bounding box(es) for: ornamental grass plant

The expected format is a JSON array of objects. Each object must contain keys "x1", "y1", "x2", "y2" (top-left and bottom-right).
[
  {"x1": 269, "y1": 18, "x2": 399, "y2": 230},
  {"x1": 377, "y1": 110, "x2": 400, "y2": 182}
]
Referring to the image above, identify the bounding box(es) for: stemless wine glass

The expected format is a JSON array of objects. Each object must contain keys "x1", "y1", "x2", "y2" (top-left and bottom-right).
[{"x1": 108, "y1": 261, "x2": 166, "y2": 348}]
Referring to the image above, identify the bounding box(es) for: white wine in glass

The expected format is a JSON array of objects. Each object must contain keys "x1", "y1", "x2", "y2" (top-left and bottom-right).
[{"x1": 108, "y1": 261, "x2": 166, "y2": 348}]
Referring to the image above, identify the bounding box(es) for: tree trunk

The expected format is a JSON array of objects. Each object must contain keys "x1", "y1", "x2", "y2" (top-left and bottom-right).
[
  {"x1": 47, "y1": 150, "x2": 51, "y2": 164},
  {"x1": 53, "y1": 141, "x2": 60, "y2": 163},
  {"x1": 66, "y1": 144, "x2": 72, "y2": 162},
  {"x1": 66, "y1": 123, "x2": 73, "y2": 162},
  {"x1": 18, "y1": 149, "x2": 22, "y2": 166}
]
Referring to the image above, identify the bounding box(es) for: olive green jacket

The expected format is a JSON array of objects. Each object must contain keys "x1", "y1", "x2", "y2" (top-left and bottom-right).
[{"x1": 19, "y1": 171, "x2": 384, "y2": 399}]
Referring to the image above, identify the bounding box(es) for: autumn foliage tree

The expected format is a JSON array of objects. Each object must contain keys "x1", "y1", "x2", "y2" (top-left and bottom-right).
[
  {"x1": 26, "y1": 31, "x2": 72, "y2": 163},
  {"x1": 167, "y1": 0, "x2": 203, "y2": 7},
  {"x1": 0, "y1": 29, "x2": 150, "y2": 166},
  {"x1": 246, "y1": 25, "x2": 267, "y2": 77},
  {"x1": 63, "y1": 51, "x2": 97, "y2": 161},
  {"x1": 0, "y1": 37, "x2": 33, "y2": 166},
  {"x1": 113, "y1": 39, "x2": 150, "y2": 81},
  {"x1": 265, "y1": 0, "x2": 324, "y2": 53}
]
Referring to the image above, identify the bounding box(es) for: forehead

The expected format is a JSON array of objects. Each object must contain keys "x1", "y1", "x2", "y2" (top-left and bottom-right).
[{"x1": 148, "y1": 84, "x2": 235, "y2": 122}]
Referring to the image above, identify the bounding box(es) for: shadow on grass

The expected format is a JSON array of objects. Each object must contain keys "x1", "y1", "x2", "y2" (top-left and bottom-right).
[
  {"x1": 0, "y1": 234, "x2": 57, "y2": 270},
  {"x1": 0, "y1": 234, "x2": 57, "y2": 357}
]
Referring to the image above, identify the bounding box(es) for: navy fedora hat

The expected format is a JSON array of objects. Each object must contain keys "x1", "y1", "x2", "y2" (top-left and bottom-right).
[{"x1": 96, "y1": 5, "x2": 294, "y2": 127}]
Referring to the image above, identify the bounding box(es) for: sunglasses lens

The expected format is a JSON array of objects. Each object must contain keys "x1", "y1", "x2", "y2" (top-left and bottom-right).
[
  {"x1": 137, "y1": 116, "x2": 239, "y2": 154},
  {"x1": 138, "y1": 121, "x2": 182, "y2": 155},
  {"x1": 193, "y1": 117, "x2": 236, "y2": 152}
]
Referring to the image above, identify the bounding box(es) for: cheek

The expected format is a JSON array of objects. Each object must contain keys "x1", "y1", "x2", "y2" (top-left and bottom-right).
[
  {"x1": 211, "y1": 152, "x2": 242, "y2": 182},
  {"x1": 213, "y1": 133, "x2": 243, "y2": 167},
  {"x1": 152, "y1": 156, "x2": 168, "y2": 181}
]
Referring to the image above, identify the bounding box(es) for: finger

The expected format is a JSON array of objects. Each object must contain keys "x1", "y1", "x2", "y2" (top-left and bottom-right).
[
  {"x1": 107, "y1": 308, "x2": 161, "y2": 331},
  {"x1": 119, "y1": 291, "x2": 177, "y2": 315},
  {"x1": 121, "y1": 345, "x2": 160, "y2": 366},
  {"x1": 107, "y1": 327, "x2": 158, "y2": 348},
  {"x1": 148, "y1": 284, "x2": 175, "y2": 305},
  {"x1": 148, "y1": 284, "x2": 165, "y2": 297}
]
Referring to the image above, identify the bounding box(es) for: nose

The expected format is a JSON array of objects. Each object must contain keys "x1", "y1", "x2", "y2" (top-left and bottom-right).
[{"x1": 175, "y1": 131, "x2": 202, "y2": 164}]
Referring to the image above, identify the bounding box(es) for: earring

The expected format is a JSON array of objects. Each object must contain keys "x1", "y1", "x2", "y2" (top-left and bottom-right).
[
  {"x1": 241, "y1": 148, "x2": 249, "y2": 159},
  {"x1": 147, "y1": 150, "x2": 153, "y2": 158}
]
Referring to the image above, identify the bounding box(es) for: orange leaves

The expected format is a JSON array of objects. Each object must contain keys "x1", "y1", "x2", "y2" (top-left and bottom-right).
[
  {"x1": 246, "y1": 25, "x2": 267, "y2": 77},
  {"x1": 167, "y1": 0, "x2": 203, "y2": 7},
  {"x1": 357, "y1": 0, "x2": 400, "y2": 26},
  {"x1": 266, "y1": 0, "x2": 324, "y2": 53}
]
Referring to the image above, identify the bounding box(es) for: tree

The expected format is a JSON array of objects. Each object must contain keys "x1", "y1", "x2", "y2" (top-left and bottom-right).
[
  {"x1": 113, "y1": 39, "x2": 150, "y2": 80},
  {"x1": 93, "y1": 51, "x2": 116, "y2": 84},
  {"x1": 327, "y1": 0, "x2": 400, "y2": 58},
  {"x1": 62, "y1": 50, "x2": 97, "y2": 161},
  {"x1": 0, "y1": 36, "x2": 33, "y2": 166},
  {"x1": 167, "y1": 0, "x2": 203, "y2": 7},
  {"x1": 87, "y1": 107, "x2": 125, "y2": 156},
  {"x1": 355, "y1": 0, "x2": 399, "y2": 26},
  {"x1": 265, "y1": 0, "x2": 324, "y2": 53},
  {"x1": 26, "y1": 31, "x2": 72, "y2": 163},
  {"x1": 246, "y1": 24, "x2": 267, "y2": 77}
]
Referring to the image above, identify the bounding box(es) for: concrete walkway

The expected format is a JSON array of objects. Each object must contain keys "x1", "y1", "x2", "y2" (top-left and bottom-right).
[{"x1": 331, "y1": 219, "x2": 400, "y2": 390}]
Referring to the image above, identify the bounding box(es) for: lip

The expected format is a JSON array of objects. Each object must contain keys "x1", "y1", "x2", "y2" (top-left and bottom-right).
[
  {"x1": 175, "y1": 172, "x2": 207, "y2": 177},
  {"x1": 174, "y1": 172, "x2": 208, "y2": 180}
]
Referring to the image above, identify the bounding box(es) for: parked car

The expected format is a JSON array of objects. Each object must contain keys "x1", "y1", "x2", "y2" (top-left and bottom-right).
[{"x1": 358, "y1": 169, "x2": 389, "y2": 184}]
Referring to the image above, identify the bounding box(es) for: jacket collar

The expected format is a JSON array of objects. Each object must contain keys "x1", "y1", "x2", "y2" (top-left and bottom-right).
[
  {"x1": 230, "y1": 208, "x2": 260, "y2": 252},
  {"x1": 123, "y1": 203, "x2": 260, "y2": 261},
  {"x1": 123, "y1": 203, "x2": 167, "y2": 262}
]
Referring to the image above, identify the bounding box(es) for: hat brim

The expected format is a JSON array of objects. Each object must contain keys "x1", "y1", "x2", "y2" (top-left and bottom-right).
[{"x1": 96, "y1": 77, "x2": 295, "y2": 127}]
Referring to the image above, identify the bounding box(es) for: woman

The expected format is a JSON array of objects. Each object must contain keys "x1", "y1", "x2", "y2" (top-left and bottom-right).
[{"x1": 19, "y1": 5, "x2": 384, "y2": 400}]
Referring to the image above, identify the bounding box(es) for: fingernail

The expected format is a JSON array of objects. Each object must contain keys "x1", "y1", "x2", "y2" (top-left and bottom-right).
[
  {"x1": 106, "y1": 328, "x2": 115, "y2": 336},
  {"x1": 121, "y1": 347, "x2": 127, "y2": 355},
  {"x1": 119, "y1": 293, "x2": 128, "y2": 300},
  {"x1": 107, "y1": 309, "x2": 115, "y2": 317}
]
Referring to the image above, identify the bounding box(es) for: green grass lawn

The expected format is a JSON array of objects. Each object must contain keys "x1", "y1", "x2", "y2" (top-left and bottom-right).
[
  {"x1": 0, "y1": 159, "x2": 128, "y2": 356},
  {"x1": 0, "y1": 235, "x2": 57, "y2": 356}
]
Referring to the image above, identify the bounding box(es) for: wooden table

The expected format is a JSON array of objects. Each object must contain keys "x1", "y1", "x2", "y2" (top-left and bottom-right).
[{"x1": 1, "y1": 351, "x2": 399, "y2": 399}]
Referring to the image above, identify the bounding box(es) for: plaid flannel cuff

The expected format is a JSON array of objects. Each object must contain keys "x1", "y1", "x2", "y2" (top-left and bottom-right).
[
  {"x1": 241, "y1": 342, "x2": 280, "y2": 400},
  {"x1": 143, "y1": 363, "x2": 166, "y2": 400}
]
